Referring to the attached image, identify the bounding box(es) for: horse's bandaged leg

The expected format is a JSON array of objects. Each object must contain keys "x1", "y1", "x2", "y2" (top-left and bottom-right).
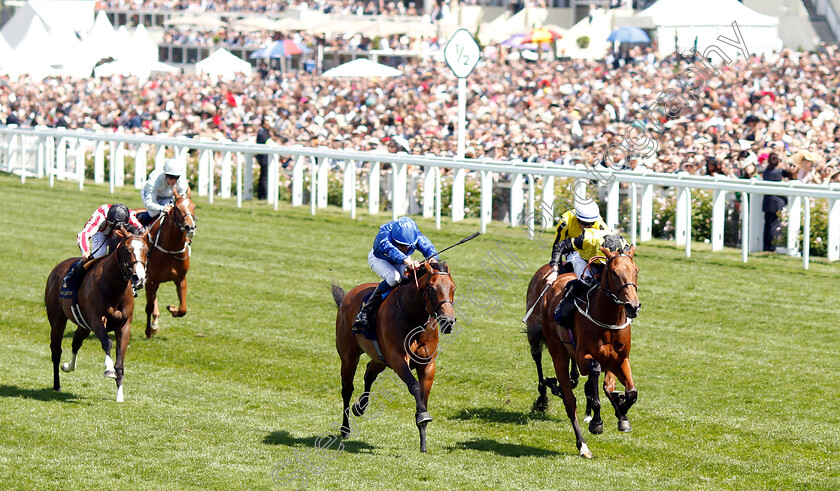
[
  {"x1": 60, "y1": 352, "x2": 78, "y2": 372},
  {"x1": 104, "y1": 355, "x2": 116, "y2": 378},
  {"x1": 116, "y1": 384, "x2": 124, "y2": 403}
]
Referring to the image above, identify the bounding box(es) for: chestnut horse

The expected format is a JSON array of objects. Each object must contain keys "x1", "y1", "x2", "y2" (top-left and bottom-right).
[
  {"x1": 525, "y1": 247, "x2": 640, "y2": 458},
  {"x1": 332, "y1": 261, "x2": 456, "y2": 452},
  {"x1": 141, "y1": 189, "x2": 196, "y2": 338},
  {"x1": 45, "y1": 229, "x2": 149, "y2": 402}
]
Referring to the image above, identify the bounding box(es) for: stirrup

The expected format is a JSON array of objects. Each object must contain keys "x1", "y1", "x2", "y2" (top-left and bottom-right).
[{"x1": 352, "y1": 312, "x2": 367, "y2": 333}]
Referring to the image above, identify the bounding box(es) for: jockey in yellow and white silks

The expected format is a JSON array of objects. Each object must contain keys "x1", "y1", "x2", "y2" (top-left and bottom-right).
[{"x1": 546, "y1": 200, "x2": 606, "y2": 284}]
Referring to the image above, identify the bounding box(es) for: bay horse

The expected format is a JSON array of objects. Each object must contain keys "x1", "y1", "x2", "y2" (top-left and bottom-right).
[
  {"x1": 141, "y1": 189, "x2": 196, "y2": 338},
  {"x1": 525, "y1": 246, "x2": 640, "y2": 458},
  {"x1": 332, "y1": 261, "x2": 456, "y2": 452},
  {"x1": 45, "y1": 228, "x2": 149, "y2": 402}
]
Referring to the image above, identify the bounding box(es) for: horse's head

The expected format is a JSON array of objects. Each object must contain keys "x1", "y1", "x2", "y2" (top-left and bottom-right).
[
  {"x1": 115, "y1": 227, "x2": 150, "y2": 292},
  {"x1": 415, "y1": 260, "x2": 457, "y2": 334},
  {"x1": 170, "y1": 188, "x2": 197, "y2": 239},
  {"x1": 600, "y1": 246, "x2": 641, "y2": 318}
]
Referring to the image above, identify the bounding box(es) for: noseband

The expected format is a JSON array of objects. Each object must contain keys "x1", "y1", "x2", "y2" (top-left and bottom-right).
[
  {"x1": 117, "y1": 238, "x2": 147, "y2": 282},
  {"x1": 599, "y1": 253, "x2": 638, "y2": 306}
]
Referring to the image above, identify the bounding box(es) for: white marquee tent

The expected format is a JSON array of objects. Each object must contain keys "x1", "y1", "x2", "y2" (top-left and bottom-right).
[
  {"x1": 195, "y1": 48, "x2": 252, "y2": 80},
  {"x1": 634, "y1": 0, "x2": 780, "y2": 58},
  {"x1": 0, "y1": 0, "x2": 95, "y2": 48}
]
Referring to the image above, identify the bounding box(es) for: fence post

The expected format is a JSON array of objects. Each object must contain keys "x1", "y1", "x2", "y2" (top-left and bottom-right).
[
  {"x1": 803, "y1": 198, "x2": 811, "y2": 269},
  {"x1": 675, "y1": 186, "x2": 689, "y2": 246},
  {"x1": 711, "y1": 188, "x2": 726, "y2": 251},
  {"x1": 451, "y1": 168, "x2": 465, "y2": 222},
  {"x1": 236, "y1": 152, "x2": 243, "y2": 208},
  {"x1": 422, "y1": 165, "x2": 435, "y2": 218},
  {"x1": 135, "y1": 143, "x2": 147, "y2": 189},
  {"x1": 510, "y1": 172, "x2": 524, "y2": 227},
  {"x1": 684, "y1": 187, "x2": 692, "y2": 258},
  {"x1": 94, "y1": 140, "x2": 105, "y2": 184},
  {"x1": 220, "y1": 151, "x2": 232, "y2": 199},
  {"x1": 209, "y1": 151, "x2": 216, "y2": 204},
  {"x1": 368, "y1": 161, "x2": 380, "y2": 215},
  {"x1": 748, "y1": 192, "x2": 765, "y2": 253},
  {"x1": 606, "y1": 180, "x2": 619, "y2": 230},
  {"x1": 630, "y1": 183, "x2": 637, "y2": 245},
  {"x1": 343, "y1": 160, "x2": 355, "y2": 212},
  {"x1": 541, "y1": 175, "x2": 555, "y2": 228},
  {"x1": 310, "y1": 156, "x2": 317, "y2": 216},
  {"x1": 75, "y1": 137, "x2": 85, "y2": 190},
  {"x1": 435, "y1": 166, "x2": 441, "y2": 230},
  {"x1": 291, "y1": 155, "x2": 304, "y2": 206},
  {"x1": 787, "y1": 196, "x2": 802, "y2": 255},
  {"x1": 639, "y1": 183, "x2": 653, "y2": 242},
  {"x1": 155, "y1": 145, "x2": 166, "y2": 172},
  {"x1": 317, "y1": 156, "x2": 330, "y2": 209},
  {"x1": 741, "y1": 191, "x2": 749, "y2": 262},
  {"x1": 480, "y1": 169, "x2": 493, "y2": 233},
  {"x1": 198, "y1": 148, "x2": 211, "y2": 196},
  {"x1": 828, "y1": 191, "x2": 840, "y2": 262}
]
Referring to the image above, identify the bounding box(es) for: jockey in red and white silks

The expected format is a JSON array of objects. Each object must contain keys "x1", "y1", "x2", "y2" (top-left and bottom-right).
[{"x1": 77, "y1": 204, "x2": 144, "y2": 259}]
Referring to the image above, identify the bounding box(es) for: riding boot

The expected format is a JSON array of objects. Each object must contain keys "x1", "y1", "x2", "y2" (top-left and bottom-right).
[
  {"x1": 556, "y1": 279, "x2": 589, "y2": 326},
  {"x1": 353, "y1": 280, "x2": 392, "y2": 333},
  {"x1": 62, "y1": 257, "x2": 88, "y2": 289}
]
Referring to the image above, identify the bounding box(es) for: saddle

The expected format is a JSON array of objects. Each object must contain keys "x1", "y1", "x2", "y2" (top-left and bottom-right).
[
  {"x1": 553, "y1": 275, "x2": 600, "y2": 330},
  {"x1": 59, "y1": 257, "x2": 102, "y2": 330},
  {"x1": 359, "y1": 287, "x2": 394, "y2": 341}
]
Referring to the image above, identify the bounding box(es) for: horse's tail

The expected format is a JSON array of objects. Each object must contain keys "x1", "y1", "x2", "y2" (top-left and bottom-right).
[{"x1": 331, "y1": 282, "x2": 345, "y2": 308}]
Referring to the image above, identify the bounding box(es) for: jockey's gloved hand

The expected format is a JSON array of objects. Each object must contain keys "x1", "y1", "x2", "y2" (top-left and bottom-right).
[
  {"x1": 545, "y1": 270, "x2": 558, "y2": 285},
  {"x1": 404, "y1": 257, "x2": 421, "y2": 270}
]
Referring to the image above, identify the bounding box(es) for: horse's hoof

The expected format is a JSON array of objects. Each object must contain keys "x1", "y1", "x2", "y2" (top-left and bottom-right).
[
  {"x1": 416, "y1": 411, "x2": 432, "y2": 425},
  {"x1": 60, "y1": 363, "x2": 74, "y2": 373},
  {"x1": 340, "y1": 429, "x2": 350, "y2": 439},
  {"x1": 618, "y1": 419, "x2": 632, "y2": 432},
  {"x1": 532, "y1": 396, "x2": 549, "y2": 413},
  {"x1": 579, "y1": 443, "x2": 593, "y2": 459},
  {"x1": 104, "y1": 370, "x2": 116, "y2": 379},
  {"x1": 351, "y1": 402, "x2": 363, "y2": 417},
  {"x1": 570, "y1": 378, "x2": 579, "y2": 390},
  {"x1": 53, "y1": 386, "x2": 61, "y2": 392},
  {"x1": 145, "y1": 327, "x2": 158, "y2": 339},
  {"x1": 589, "y1": 420, "x2": 604, "y2": 435}
]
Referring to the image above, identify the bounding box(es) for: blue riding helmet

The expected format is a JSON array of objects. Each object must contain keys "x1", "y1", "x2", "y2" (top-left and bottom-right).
[{"x1": 389, "y1": 217, "x2": 419, "y2": 246}]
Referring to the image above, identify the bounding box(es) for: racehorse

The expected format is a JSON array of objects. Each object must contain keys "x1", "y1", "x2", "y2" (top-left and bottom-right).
[
  {"x1": 45, "y1": 228, "x2": 149, "y2": 402},
  {"x1": 525, "y1": 246, "x2": 640, "y2": 458},
  {"x1": 332, "y1": 261, "x2": 456, "y2": 452},
  {"x1": 141, "y1": 188, "x2": 196, "y2": 338}
]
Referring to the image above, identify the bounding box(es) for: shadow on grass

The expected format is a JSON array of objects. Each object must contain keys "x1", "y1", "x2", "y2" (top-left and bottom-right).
[
  {"x1": 451, "y1": 406, "x2": 551, "y2": 425},
  {"x1": 264, "y1": 430, "x2": 375, "y2": 454},
  {"x1": 448, "y1": 438, "x2": 559, "y2": 457},
  {"x1": 0, "y1": 384, "x2": 79, "y2": 402}
]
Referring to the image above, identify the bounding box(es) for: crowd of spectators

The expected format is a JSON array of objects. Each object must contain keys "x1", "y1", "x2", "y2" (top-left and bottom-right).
[
  {"x1": 2, "y1": 44, "x2": 840, "y2": 184},
  {"x1": 99, "y1": 0, "x2": 429, "y2": 16}
]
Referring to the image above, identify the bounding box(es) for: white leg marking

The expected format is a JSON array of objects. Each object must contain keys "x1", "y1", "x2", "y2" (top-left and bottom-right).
[
  {"x1": 116, "y1": 385, "x2": 124, "y2": 402},
  {"x1": 60, "y1": 352, "x2": 78, "y2": 372},
  {"x1": 104, "y1": 355, "x2": 116, "y2": 378},
  {"x1": 579, "y1": 443, "x2": 592, "y2": 458},
  {"x1": 583, "y1": 415, "x2": 593, "y2": 423}
]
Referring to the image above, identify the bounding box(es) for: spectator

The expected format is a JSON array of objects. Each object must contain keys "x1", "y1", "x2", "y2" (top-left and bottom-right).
[{"x1": 761, "y1": 153, "x2": 792, "y2": 252}]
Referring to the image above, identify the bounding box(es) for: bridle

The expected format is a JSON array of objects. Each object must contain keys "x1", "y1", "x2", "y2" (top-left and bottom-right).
[
  {"x1": 117, "y1": 237, "x2": 147, "y2": 283},
  {"x1": 414, "y1": 265, "x2": 454, "y2": 319},
  {"x1": 598, "y1": 253, "x2": 638, "y2": 306},
  {"x1": 150, "y1": 198, "x2": 195, "y2": 258}
]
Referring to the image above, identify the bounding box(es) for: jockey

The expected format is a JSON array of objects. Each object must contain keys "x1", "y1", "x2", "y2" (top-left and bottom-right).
[
  {"x1": 137, "y1": 159, "x2": 190, "y2": 226},
  {"x1": 552, "y1": 227, "x2": 630, "y2": 325},
  {"x1": 63, "y1": 203, "x2": 144, "y2": 286},
  {"x1": 546, "y1": 200, "x2": 606, "y2": 283},
  {"x1": 353, "y1": 216, "x2": 438, "y2": 333}
]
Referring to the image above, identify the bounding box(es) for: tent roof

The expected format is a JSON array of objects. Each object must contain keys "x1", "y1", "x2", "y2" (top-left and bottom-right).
[
  {"x1": 637, "y1": 0, "x2": 778, "y2": 27},
  {"x1": 322, "y1": 58, "x2": 402, "y2": 78},
  {"x1": 196, "y1": 48, "x2": 252, "y2": 79}
]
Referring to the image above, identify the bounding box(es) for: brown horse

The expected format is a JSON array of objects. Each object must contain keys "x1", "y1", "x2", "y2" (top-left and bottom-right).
[
  {"x1": 332, "y1": 261, "x2": 456, "y2": 452},
  {"x1": 141, "y1": 189, "x2": 196, "y2": 338},
  {"x1": 525, "y1": 247, "x2": 640, "y2": 458},
  {"x1": 45, "y1": 229, "x2": 149, "y2": 402}
]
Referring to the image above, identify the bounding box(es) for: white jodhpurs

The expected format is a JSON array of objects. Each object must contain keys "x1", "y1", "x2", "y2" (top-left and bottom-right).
[
  {"x1": 568, "y1": 251, "x2": 595, "y2": 281},
  {"x1": 368, "y1": 249, "x2": 406, "y2": 287}
]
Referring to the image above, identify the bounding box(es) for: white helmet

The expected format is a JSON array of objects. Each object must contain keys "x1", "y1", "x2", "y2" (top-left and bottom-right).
[
  {"x1": 574, "y1": 200, "x2": 601, "y2": 224},
  {"x1": 163, "y1": 159, "x2": 184, "y2": 177}
]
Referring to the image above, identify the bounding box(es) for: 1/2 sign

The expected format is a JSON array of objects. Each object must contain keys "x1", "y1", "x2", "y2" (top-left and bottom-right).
[{"x1": 443, "y1": 29, "x2": 480, "y2": 78}]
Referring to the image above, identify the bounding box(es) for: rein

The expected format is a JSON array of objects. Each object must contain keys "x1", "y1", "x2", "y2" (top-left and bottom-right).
[
  {"x1": 573, "y1": 253, "x2": 638, "y2": 330},
  {"x1": 407, "y1": 266, "x2": 453, "y2": 326},
  {"x1": 150, "y1": 207, "x2": 193, "y2": 259}
]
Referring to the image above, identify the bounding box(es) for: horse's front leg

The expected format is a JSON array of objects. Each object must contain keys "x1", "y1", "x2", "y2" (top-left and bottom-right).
[
  {"x1": 145, "y1": 281, "x2": 161, "y2": 338},
  {"x1": 604, "y1": 359, "x2": 637, "y2": 432},
  {"x1": 544, "y1": 332, "x2": 591, "y2": 458},
  {"x1": 352, "y1": 360, "x2": 387, "y2": 417},
  {"x1": 167, "y1": 276, "x2": 188, "y2": 317},
  {"x1": 583, "y1": 359, "x2": 603, "y2": 434},
  {"x1": 415, "y1": 362, "x2": 436, "y2": 453},
  {"x1": 388, "y1": 355, "x2": 431, "y2": 453},
  {"x1": 92, "y1": 326, "x2": 115, "y2": 380},
  {"x1": 113, "y1": 323, "x2": 131, "y2": 402}
]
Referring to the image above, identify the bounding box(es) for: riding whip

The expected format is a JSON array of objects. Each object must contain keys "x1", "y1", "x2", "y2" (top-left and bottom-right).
[
  {"x1": 522, "y1": 281, "x2": 552, "y2": 323},
  {"x1": 423, "y1": 231, "x2": 481, "y2": 261}
]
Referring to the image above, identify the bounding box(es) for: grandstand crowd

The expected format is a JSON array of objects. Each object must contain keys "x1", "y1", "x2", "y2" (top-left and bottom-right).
[
  {"x1": 2, "y1": 44, "x2": 839, "y2": 183},
  {"x1": 99, "y1": 0, "x2": 432, "y2": 16}
]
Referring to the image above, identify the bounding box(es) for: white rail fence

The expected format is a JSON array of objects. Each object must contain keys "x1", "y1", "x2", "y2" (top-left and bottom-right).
[{"x1": 1, "y1": 126, "x2": 838, "y2": 269}]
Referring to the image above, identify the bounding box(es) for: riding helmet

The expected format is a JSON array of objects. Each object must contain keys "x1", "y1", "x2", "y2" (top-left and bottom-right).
[
  {"x1": 574, "y1": 200, "x2": 601, "y2": 224},
  {"x1": 106, "y1": 203, "x2": 130, "y2": 227},
  {"x1": 390, "y1": 217, "x2": 419, "y2": 246}
]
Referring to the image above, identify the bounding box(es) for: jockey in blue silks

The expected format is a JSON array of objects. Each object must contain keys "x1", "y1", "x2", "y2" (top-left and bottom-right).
[{"x1": 353, "y1": 216, "x2": 439, "y2": 333}]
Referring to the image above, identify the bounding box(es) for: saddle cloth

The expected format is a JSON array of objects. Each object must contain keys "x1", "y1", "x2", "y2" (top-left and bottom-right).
[{"x1": 359, "y1": 287, "x2": 394, "y2": 341}]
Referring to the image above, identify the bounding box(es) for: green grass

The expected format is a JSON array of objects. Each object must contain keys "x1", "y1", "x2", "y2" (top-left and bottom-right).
[{"x1": 1, "y1": 173, "x2": 839, "y2": 490}]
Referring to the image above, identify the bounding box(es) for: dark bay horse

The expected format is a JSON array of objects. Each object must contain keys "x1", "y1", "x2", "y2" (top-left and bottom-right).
[
  {"x1": 141, "y1": 189, "x2": 196, "y2": 338},
  {"x1": 332, "y1": 261, "x2": 456, "y2": 452},
  {"x1": 525, "y1": 246, "x2": 640, "y2": 458},
  {"x1": 45, "y1": 229, "x2": 149, "y2": 402}
]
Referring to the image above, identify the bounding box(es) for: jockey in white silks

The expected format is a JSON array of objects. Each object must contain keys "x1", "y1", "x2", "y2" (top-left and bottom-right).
[{"x1": 137, "y1": 159, "x2": 190, "y2": 226}]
